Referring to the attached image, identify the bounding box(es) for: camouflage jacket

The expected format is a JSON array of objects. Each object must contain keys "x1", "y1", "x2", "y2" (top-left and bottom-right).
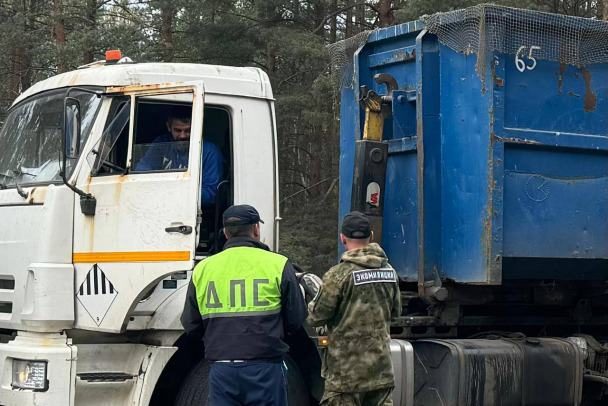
[{"x1": 307, "y1": 243, "x2": 401, "y2": 393}]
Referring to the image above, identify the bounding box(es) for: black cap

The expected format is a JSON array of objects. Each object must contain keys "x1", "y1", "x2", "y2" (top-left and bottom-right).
[
  {"x1": 223, "y1": 204, "x2": 264, "y2": 227},
  {"x1": 340, "y1": 211, "x2": 371, "y2": 239}
]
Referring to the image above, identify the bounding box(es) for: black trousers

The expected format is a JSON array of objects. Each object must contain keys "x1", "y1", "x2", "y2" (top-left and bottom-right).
[{"x1": 209, "y1": 360, "x2": 287, "y2": 406}]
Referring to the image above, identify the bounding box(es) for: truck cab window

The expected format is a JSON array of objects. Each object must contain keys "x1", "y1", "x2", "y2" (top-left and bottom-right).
[
  {"x1": 92, "y1": 98, "x2": 130, "y2": 175},
  {"x1": 131, "y1": 102, "x2": 192, "y2": 172},
  {"x1": 93, "y1": 98, "x2": 195, "y2": 175}
]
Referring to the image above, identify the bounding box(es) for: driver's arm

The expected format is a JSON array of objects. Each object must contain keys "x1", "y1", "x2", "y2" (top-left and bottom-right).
[{"x1": 201, "y1": 140, "x2": 224, "y2": 206}]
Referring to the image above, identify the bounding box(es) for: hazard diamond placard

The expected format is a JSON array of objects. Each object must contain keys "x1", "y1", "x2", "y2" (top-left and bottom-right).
[{"x1": 76, "y1": 264, "x2": 118, "y2": 326}]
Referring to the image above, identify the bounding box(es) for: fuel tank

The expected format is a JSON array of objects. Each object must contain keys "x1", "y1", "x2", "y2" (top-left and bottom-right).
[{"x1": 412, "y1": 337, "x2": 583, "y2": 406}]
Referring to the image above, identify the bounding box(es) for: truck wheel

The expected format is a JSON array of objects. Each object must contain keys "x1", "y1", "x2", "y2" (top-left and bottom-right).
[
  {"x1": 173, "y1": 356, "x2": 309, "y2": 406},
  {"x1": 286, "y1": 355, "x2": 310, "y2": 406},
  {"x1": 174, "y1": 359, "x2": 211, "y2": 406}
]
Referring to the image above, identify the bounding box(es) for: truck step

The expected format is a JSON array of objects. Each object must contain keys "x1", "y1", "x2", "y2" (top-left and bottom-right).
[{"x1": 77, "y1": 372, "x2": 136, "y2": 382}]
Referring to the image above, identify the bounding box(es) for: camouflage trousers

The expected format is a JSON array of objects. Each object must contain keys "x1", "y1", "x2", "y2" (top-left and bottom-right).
[{"x1": 320, "y1": 388, "x2": 393, "y2": 406}]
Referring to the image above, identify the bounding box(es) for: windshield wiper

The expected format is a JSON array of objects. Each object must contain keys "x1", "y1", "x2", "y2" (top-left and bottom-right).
[
  {"x1": 0, "y1": 173, "x2": 10, "y2": 189},
  {"x1": 0, "y1": 170, "x2": 29, "y2": 198},
  {"x1": 12, "y1": 170, "x2": 29, "y2": 198}
]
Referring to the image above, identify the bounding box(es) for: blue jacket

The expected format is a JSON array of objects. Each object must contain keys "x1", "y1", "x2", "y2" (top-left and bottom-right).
[{"x1": 135, "y1": 134, "x2": 224, "y2": 206}]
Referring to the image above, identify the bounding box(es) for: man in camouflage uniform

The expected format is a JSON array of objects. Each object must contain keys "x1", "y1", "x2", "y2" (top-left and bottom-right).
[{"x1": 307, "y1": 211, "x2": 401, "y2": 406}]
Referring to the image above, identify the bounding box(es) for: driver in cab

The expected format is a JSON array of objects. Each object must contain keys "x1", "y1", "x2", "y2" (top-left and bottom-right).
[{"x1": 136, "y1": 114, "x2": 224, "y2": 206}]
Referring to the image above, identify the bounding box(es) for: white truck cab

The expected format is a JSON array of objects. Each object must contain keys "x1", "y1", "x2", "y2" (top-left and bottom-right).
[{"x1": 0, "y1": 59, "x2": 289, "y2": 405}]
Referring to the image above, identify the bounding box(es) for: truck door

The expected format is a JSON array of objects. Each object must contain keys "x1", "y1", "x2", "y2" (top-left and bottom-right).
[{"x1": 72, "y1": 82, "x2": 204, "y2": 332}]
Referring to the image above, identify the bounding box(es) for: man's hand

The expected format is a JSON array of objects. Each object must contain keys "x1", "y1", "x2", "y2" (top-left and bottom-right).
[{"x1": 296, "y1": 272, "x2": 323, "y2": 304}]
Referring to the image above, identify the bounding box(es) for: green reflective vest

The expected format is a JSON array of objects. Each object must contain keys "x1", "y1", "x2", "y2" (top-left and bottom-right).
[{"x1": 192, "y1": 246, "x2": 287, "y2": 319}]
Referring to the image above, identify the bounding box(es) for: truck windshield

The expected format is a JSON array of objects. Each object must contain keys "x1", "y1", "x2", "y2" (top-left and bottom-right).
[{"x1": 0, "y1": 88, "x2": 101, "y2": 188}]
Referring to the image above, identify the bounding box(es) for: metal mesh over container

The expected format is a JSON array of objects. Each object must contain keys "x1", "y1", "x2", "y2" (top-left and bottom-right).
[
  {"x1": 328, "y1": 31, "x2": 372, "y2": 88},
  {"x1": 422, "y1": 4, "x2": 608, "y2": 77},
  {"x1": 329, "y1": 5, "x2": 608, "y2": 87}
]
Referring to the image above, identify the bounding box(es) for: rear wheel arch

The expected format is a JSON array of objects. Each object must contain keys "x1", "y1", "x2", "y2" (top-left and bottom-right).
[{"x1": 148, "y1": 333, "x2": 205, "y2": 406}]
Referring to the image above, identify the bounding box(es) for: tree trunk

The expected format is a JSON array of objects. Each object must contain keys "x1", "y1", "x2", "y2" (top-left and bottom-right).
[
  {"x1": 54, "y1": 0, "x2": 67, "y2": 73},
  {"x1": 355, "y1": 2, "x2": 365, "y2": 34},
  {"x1": 345, "y1": 0, "x2": 353, "y2": 37},
  {"x1": 13, "y1": 0, "x2": 35, "y2": 93},
  {"x1": 9, "y1": 49, "x2": 22, "y2": 99},
  {"x1": 160, "y1": 0, "x2": 175, "y2": 62},
  {"x1": 329, "y1": 0, "x2": 337, "y2": 43},
  {"x1": 267, "y1": 41, "x2": 276, "y2": 79},
  {"x1": 17, "y1": 45, "x2": 31, "y2": 93},
  {"x1": 314, "y1": 0, "x2": 324, "y2": 36},
  {"x1": 377, "y1": 0, "x2": 393, "y2": 28},
  {"x1": 21, "y1": 0, "x2": 38, "y2": 90},
  {"x1": 83, "y1": 0, "x2": 98, "y2": 64},
  {"x1": 308, "y1": 140, "x2": 322, "y2": 198}
]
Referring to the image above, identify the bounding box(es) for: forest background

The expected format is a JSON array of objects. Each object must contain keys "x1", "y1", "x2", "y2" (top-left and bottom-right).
[{"x1": 0, "y1": 0, "x2": 605, "y2": 274}]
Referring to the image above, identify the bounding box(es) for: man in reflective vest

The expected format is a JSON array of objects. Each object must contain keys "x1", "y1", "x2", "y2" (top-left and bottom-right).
[{"x1": 181, "y1": 204, "x2": 307, "y2": 405}]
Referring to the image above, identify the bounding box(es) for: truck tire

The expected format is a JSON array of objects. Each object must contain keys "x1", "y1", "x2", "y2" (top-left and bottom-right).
[
  {"x1": 174, "y1": 356, "x2": 309, "y2": 406},
  {"x1": 174, "y1": 358, "x2": 211, "y2": 406},
  {"x1": 286, "y1": 356, "x2": 310, "y2": 406}
]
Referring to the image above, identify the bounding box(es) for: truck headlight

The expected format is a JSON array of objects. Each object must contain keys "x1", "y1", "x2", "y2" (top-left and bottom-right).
[{"x1": 12, "y1": 359, "x2": 47, "y2": 390}]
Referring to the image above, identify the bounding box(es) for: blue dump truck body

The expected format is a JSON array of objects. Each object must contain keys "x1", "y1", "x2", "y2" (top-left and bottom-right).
[
  {"x1": 338, "y1": 8, "x2": 608, "y2": 403},
  {"x1": 332, "y1": 5, "x2": 608, "y2": 406},
  {"x1": 339, "y1": 8, "x2": 608, "y2": 286}
]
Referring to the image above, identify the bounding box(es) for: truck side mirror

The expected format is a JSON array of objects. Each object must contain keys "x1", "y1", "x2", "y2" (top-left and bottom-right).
[
  {"x1": 64, "y1": 97, "x2": 82, "y2": 160},
  {"x1": 61, "y1": 93, "x2": 96, "y2": 216}
]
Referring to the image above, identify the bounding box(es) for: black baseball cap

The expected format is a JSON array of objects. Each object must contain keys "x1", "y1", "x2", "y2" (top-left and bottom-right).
[
  {"x1": 223, "y1": 204, "x2": 264, "y2": 227},
  {"x1": 340, "y1": 211, "x2": 371, "y2": 239}
]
